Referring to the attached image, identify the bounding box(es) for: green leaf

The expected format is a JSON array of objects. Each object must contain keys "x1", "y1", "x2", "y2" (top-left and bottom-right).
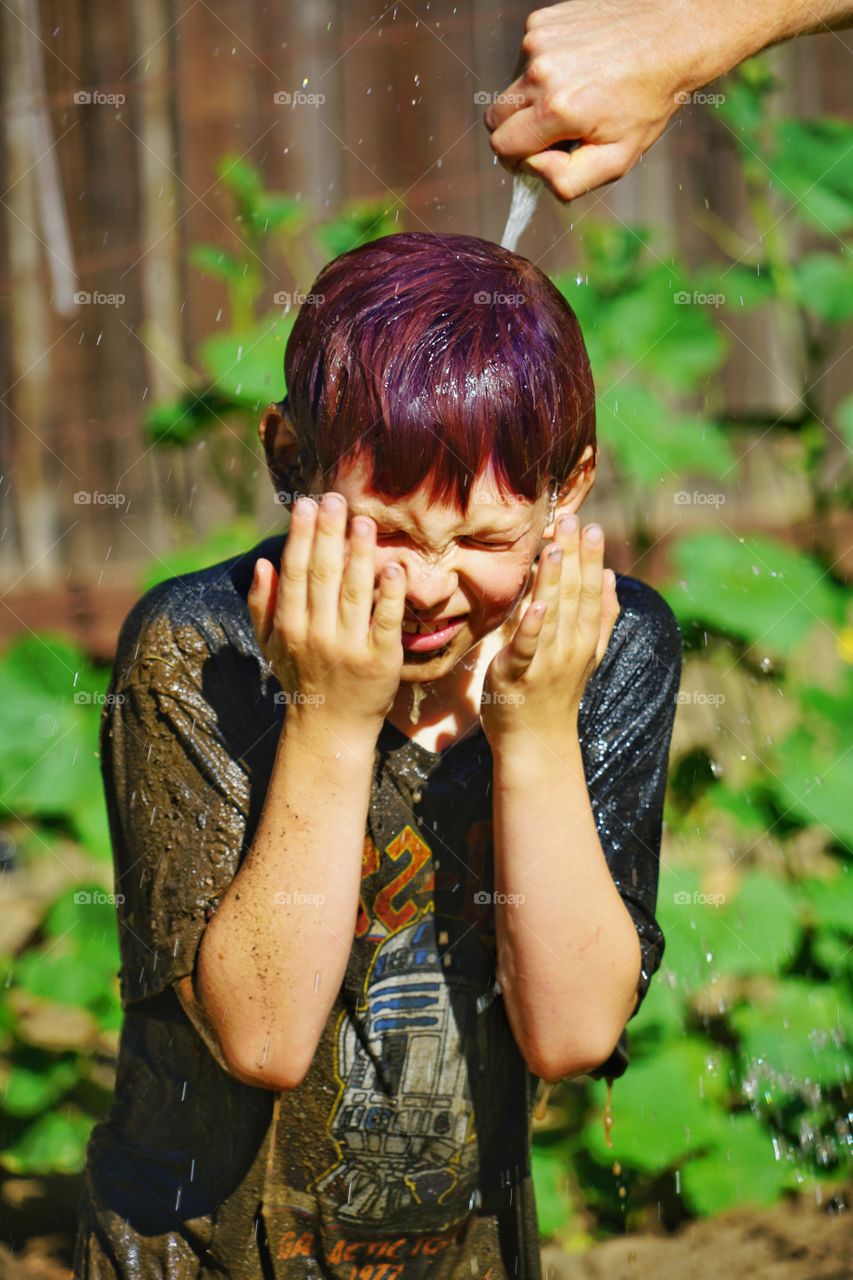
[
  {"x1": 802, "y1": 868, "x2": 853, "y2": 933},
  {"x1": 0, "y1": 636, "x2": 111, "y2": 857},
  {"x1": 680, "y1": 1112, "x2": 793, "y2": 1215},
  {"x1": 769, "y1": 118, "x2": 853, "y2": 234},
  {"x1": 730, "y1": 978, "x2": 853, "y2": 1089},
  {"x1": 531, "y1": 1144, "x2": 573, "y2": 1237},
  {"x1": 317, "y1": 199, "x2": 402, "y2": 258},
  {"x1": 2, "y1": 1053, "x2": 80, "y2": 1117},
  {"x1": 14, "y1": 948, "x2": 113, "y2": 1009},
  {"x1": 585, "y1": 1039, "x2": 732, "y2": 1172},
  {"x1": 792, "y1": 252, "x2": 853, "y2": 322},
  {"x1": 198, "y1": 314, "x2": 295, "y2": 406},
  {"x1": 597, "y1": 384, "x2": 734, "y2": 487},
  {"x1": 42, "y1": 885, "x2": 121, "y2": 970},
  {"x1": 693, "y1": 263, "x2": 777, "y2": 312},
  {"x1": 772, "y1": 725, "x2": 853, "y2": 848},
  {"x1": 139, "y1": 517, "x2": 263, "y2": 592},
  {"x1": 665, "y1": 531, "x2": 848, "y2": 656},
  {"x1": 217, "y1": 154, "x2": 263, "y2": 203},
  {"x1": 188, "y1": 244, "x2": 245, "y2": 283},
  {"x1": 0, "y1": 1107, "x2": 95, "y2": 1175},
  {"x1": 659, "y1": 868, "x2": 801, "y2": 984},
  {"x1": 837, "y1": 395, "x2": 853, "y2": 451},
  {"x1": 251, "y1": 193, "x2": 305, "y2": 237}
]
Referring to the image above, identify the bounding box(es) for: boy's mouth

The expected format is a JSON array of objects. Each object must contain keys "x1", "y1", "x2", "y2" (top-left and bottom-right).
[{"x1": 400, "y1": 615, "x2": 466, "y2": 653}]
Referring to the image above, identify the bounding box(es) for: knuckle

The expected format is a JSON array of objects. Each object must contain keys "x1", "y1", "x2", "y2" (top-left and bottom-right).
[
  {"x1": 524, "y1": 7, "x2": 550, "y2": 31},
  {"x1": 521, "y1": 28, "x2": 544, "y2": 57},
  {"x1": 541, "y1": 86, "x2": 573, "y2": 121},
  {"x1": 525, "y1": 56, "x2": 555, "y2": 89}
]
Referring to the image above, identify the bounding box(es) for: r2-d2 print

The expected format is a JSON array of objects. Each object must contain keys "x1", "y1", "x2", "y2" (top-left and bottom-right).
[{"x1": 315, "y1": 910, "x2": 500, "y2": 1232}]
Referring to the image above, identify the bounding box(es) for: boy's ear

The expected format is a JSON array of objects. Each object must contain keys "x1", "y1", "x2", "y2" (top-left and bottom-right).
[
  {"x1": 258, "y1": 400, "x2": 305, "y2": 497},
  {"x1": 540, "y1": 444, "x2": 597, "y2": 542}
]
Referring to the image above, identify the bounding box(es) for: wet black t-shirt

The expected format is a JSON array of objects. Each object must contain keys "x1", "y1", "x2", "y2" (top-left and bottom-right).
[{"x1": 73, "y1": 533, "x2": 681, "y2": 1280}]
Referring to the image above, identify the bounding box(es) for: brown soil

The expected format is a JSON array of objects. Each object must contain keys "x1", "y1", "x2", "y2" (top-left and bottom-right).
[{"x1": 542, "y1": 1184, "x2": 853, "y2": 1280}]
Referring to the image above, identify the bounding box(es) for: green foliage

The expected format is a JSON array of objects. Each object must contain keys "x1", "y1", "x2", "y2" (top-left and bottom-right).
[
  {"x1": 0, "y1": 635, "x2": 111, "y2": 857},
  {"x1": 0, "y1": 884, "x2": 122, "y2": 1174}
]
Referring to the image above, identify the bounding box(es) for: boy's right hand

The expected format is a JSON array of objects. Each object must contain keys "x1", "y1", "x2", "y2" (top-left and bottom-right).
[{"x1": 248, "y1": 492, "x2": 406, "y2": 735}]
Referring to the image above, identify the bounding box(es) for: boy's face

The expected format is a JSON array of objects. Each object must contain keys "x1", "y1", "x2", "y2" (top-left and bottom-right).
[{"x1": 325, "y1": 449, "x2": 595, "y2": 681}]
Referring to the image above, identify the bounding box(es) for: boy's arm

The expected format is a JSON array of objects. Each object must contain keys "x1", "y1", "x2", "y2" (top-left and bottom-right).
[
  {"x1": 490, "y1": 590, "x2": 680, "y2": 1084},
  {"x1": 196, "y1": 708, "x2": 380, "y2": 1090}
]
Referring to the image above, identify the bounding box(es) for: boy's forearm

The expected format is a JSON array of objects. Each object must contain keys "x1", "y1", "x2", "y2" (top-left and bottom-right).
[
  {"x1": 490, "y1": 727, "x2": 642, "y2": 1084},
  {"x1": 196, "y1": 708, "x2": 379, "y2": 1089}
]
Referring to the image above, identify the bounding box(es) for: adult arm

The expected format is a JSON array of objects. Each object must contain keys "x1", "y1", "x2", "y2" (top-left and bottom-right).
[{"x1": 485, "y1": 0, "x2": 853, "y2": 201}]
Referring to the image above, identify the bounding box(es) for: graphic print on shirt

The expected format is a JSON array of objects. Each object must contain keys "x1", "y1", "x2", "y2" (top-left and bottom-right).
[{"x1": 313, "y1": 907, "x2": 495, "y2": 1233}]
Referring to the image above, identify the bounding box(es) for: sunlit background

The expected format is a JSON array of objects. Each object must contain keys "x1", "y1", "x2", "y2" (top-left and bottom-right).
[{"x1": 0, "y1": 1, "x2": 851, "y2": 1274}]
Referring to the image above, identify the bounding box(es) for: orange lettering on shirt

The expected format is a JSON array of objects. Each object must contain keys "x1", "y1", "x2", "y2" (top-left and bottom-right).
[{"x1": 373, "y1": 825, "x2": 434, "y2": 932}]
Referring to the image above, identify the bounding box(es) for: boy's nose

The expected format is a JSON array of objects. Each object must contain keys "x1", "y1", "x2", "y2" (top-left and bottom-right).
[{"x1": 393, "y1": 556, "x2": 459, "y2": 613}]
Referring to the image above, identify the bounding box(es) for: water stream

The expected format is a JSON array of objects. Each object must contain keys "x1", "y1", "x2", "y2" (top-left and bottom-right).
[{"x1": 499, "y1": 170, "x2": 543, "y2": 252}]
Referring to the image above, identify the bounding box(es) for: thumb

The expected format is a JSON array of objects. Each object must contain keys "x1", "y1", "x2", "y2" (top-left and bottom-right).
[
  {"x1": 248, "y1": 558, "x2": 278, "y2": 648},
  {"x1": 595, "y1": 569, "x2": 621, "y2": 667},
  {"x1": 524, "y1": 141, "x2": 633, "y2": 202}
]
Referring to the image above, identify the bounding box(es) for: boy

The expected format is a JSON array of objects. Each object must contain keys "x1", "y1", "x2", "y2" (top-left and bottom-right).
[{"x1": 74, "y1": 231, "x2": 681, "y2": 1279}]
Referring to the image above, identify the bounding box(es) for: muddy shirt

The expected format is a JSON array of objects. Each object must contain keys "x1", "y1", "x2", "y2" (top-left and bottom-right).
[{"x1": 73, "y1": 533, "x2": 681, "y2": 1280}]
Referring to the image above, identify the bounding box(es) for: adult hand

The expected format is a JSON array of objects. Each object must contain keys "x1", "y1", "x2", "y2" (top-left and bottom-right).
[
  {"x1": 480, "y1": 514, "x2": 621, "y2": 749},
  {"x1": 484, "y1": 0, "x2": 736, "y2": 202}
]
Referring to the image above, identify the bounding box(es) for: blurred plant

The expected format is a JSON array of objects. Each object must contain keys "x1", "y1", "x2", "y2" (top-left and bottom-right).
[{"x1": 144, "y1": 155, "x2": 402, "y2": 545}]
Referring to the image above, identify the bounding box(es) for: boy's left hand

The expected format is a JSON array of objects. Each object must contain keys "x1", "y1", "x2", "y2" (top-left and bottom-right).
[{"x1": 480, "y1": 516, "x2": 621, "y2": 749}]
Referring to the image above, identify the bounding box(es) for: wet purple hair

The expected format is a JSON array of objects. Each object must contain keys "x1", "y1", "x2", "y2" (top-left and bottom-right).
[{"x1": 281, "y1": 231, "x2": 596, "y2": 516}]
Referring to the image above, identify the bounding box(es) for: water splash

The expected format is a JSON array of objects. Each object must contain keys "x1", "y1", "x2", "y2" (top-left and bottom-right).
[{"x1": 499, "y1": 171, "x2": 543, "y2": 252}]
